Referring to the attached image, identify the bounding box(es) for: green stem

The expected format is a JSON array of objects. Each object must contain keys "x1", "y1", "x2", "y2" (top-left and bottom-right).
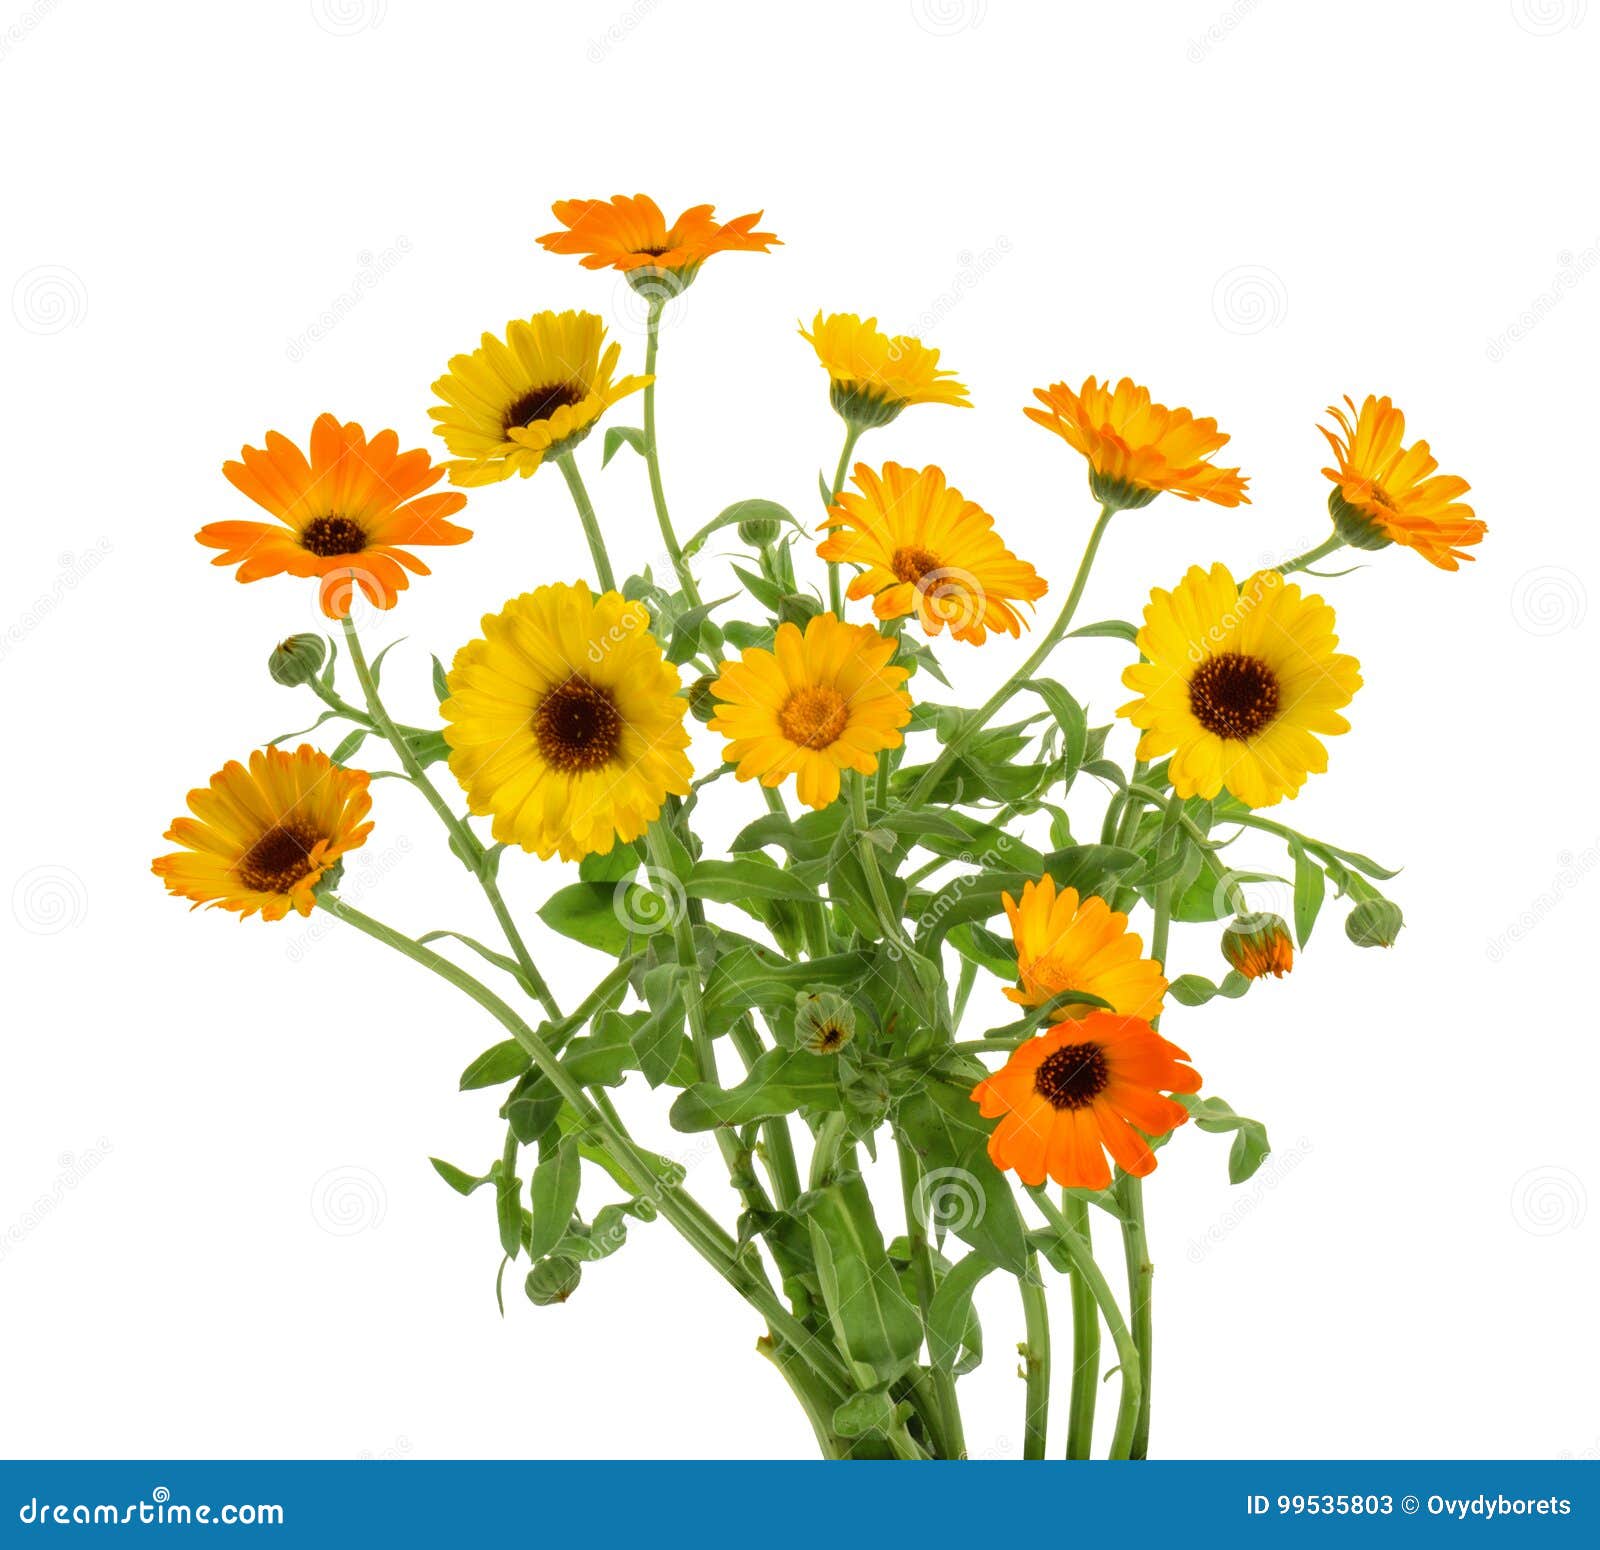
[
  {"x1": 642, "y1": 298, "x2": 700, "y2": 606},
  {"x1": 897, "y1": 1137, "x2": 966, "y2": 1459},
  {"x1": 1064, "y1": 1192, "x2": 1100, "y2": 1458},
  {"x1": 823, "y1": 420, "x2": 864, "y2": 614},
  {"x1": 848, "y1": 775, "x2": 907, "y2": 950},
  {"x1": 556, "y1": 453, "x2": 616, "y2": 592},
  {"x1": 1275, "y1": 532, "x2": 1345, "y2": 576},
  {"x1": 1019, "y1": 1255, "x2": 1052, "y2": 1460},
  {"x1": 905, "y1": 504, "x2": 1115, "y2": 808},
  {"x1": 339, "y1": 615, "x2": 560, "y2": 1020}
]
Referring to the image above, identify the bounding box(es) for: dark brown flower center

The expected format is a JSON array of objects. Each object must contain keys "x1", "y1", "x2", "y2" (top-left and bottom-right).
[
  {"x1": 778, "y1": 686, "x2": 849, "y2": 750},
  {"x1": 890, "y1": 546, "x2": 942, "y2": 585},
  {"x1": 503, "y1": 382, "x2": 586, "y2": 433},
  {"x1": 1188, "y1": 651, "x2": 1280, "y2": 741},
  {"x1": 1034, "y1": 1043, "x2": 1110, "y2": 1110},
  {"x1": 300, "y1": 515, "x2": 367, "y2": 557},
  {"x1": 534, "y1": 677, "x2": 624, "y2": 772},
  {"x1": 236, "y1": 820, "x2": 322, "y2": 894}
]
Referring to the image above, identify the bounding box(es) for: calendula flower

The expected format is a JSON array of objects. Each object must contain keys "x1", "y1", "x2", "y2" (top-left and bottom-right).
[
  {"x1": 428, "y1": 311, "x2": 649, "y2": 487},
  {"x1": 1320, "y1": 394, "x2": 1484, "y2": 569},
  {"x1": 1003, "y1": 877, "x2": 1167, "y2": 1021},
  {"x1": 801, "y1": 312, "x2": 970, "y2": 429},
  {"x1": 707, "y1": 613, "x2": 912, "y2": 809},
  {"x1": 1025, "y1": 376, "x2": 1249, "y2": 510},
  {"x1": 152, "y1": 746, "x2": 373, "y2": 922},
  {"x1": 442, "y1": 583, "x2": 691, "y2": 861},
  {"x1": 196, "y1": 416, "x2": 471, "y2": 618},
  {"x1": 1119, "y1": 564, "x2": 1361, "y2": 809},
  {"x1": 1221, "y1": 912, "x2": 1294, "y2": 980},
  {"x1": 818, "y1": 462, "x2": 1047, "y2": 646},
  {"x1": 537, "y1": 194, "x2": 779, "y2": 283},
  {"x1": 972, "y1": 1013, "x2": 1201, "y2": 1190}
]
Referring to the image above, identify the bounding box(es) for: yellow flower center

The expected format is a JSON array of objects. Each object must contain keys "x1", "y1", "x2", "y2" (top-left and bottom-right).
[
  {"x1": 1034, "y1": 1043, "x2": 1110, "y2": 1110},
  {"x1": 1188, "y1": 651, "x2": 1280, "y2": 741},
  {"x1": 300, "y1": 515, "x2": 368, "y2": 557},
  {"x1": 778, "y1": 685, "x2": 849, "y2": 750},
  {"x1": 236, "y1": 821, "x2": 321, "y2": 894},
  {"x1": 534, "y1": 677, "x2": 624, "y2": 773},
  {"x1": 503, "y1": 381, "x2": 585, "y2": 433},
  {"x1": 890, "y1": 545, "x2": 942, "y2": 585}
]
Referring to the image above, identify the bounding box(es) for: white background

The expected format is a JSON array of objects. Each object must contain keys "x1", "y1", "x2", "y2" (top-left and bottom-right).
[{"x1": 2, "y1": 0, "x2": 1595, "y2": 1462}]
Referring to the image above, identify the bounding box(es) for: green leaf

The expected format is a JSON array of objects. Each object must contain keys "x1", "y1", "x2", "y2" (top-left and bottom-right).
[
  {"x1": 431, "y1": 654, "x2": 450, "y2": 703},
  {"x1": 429, "y1": 1157, "x2": 494, "y2": 1197},
  {"x1": 417, "y1": 929, "x2": 530, "y2": 992},
  {"x1": 1068, "y1": 618, "x2": 1139, "y2": 642},
  {"x1": 730, "y1": 563, "x2": 786, "y2": 614},
  {"x1": 1177, "y1": 1094, "x2": 1272, "y2": 1184},
  {"x1": 630, "y1": 976, "x2": 688, "y2": 1089},
  {"x1": 459, "y1": 1038, "x2": 532, "y2": 1091},
  {"x1": 895, "y1": 1083, "x2": 1030, "y2": 1276},
  {"x1": 537, "y1": 882, "x2": 634, "y2": 956},
  {"x1": 602, "y1": 425, "x2": 646, "y2": 467},
  {"x1": 579, "y1": 840, "x2": 641, "y2": 885},
  {"x1": 403, "y1": 728, "x2": 451, "y2": 769},
  {"x1": 701, "y1": 946, "x2": 871, "y2": 1034},
  {"x1": 1166, "y1": 971, "x2": 1252, "y2": 1007},
  {"x1": 831, "y1": 1389, "x2": 903, "y2": 1440},
  {"x1": 1291, "y1": 842, "x2": 1327, "y2": 948},
  {"x1": 665, "y1": 592, "x2": 738, "y2": 666},
  {"x1": 502, "y1": 1073, "x2": 563, "y2": 1146},
  {"x1": 495, "y1": 1167, "x2": 523, "y2": 1260},
  {"x1": 926, "y1": 1251, "x2": 997, "y2": 1375},
  {"x1": 686, "y1": 857, "x2": 817, "y2": 904},
  {"x1": 1025, "y1": 678, "x2": 1088, "y2": 773},
  {"x1": 528, "y1": 1135, "x2": 582, "y2": 1260},
  {"x1": 670, "y1": 1047, "x2": 841, "y2": 1131},
  {"x1": 329, "y1": 727, "x2": 370, "y2": 765},
  {"x1": 682, "y1": 498, "x2": 801, "y2": 560}
]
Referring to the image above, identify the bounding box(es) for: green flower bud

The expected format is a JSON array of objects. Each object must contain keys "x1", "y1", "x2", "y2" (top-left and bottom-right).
[
  {"x1": 524, "y1": 1257, "x2": 582, "y2": 1306},
  {"x1": 1328, "y1": 488, "x2": 1395, "y2": 552},
  {"x1": 795, "y1": 991, "x2": 856, "y2": 1055},
  {"x1": 686, "y1": 674, "x2": 720, "y2": 724},
  {"x1": 1345, "y1": 898, "x2": 1404, "y2": 948},
  {"x1": 1087, "y1": 469, "x2": 1159, "y2": 512},
  {"x1": 777, "y1": 593, "x2": 821, "y2": 629},
  {"x1": 268, "y1": 634, "x2": 327, "y2": 687},
  {"x1": 737, "y1": 514, "x2": 783, "y2": 548},
  {"x1": 1220, "y1": 912, "x2": 1294, "y2": 980}
]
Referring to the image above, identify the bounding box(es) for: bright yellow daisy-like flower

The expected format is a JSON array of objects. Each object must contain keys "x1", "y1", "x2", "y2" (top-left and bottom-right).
[
  {"x1": 196, "y1": 415, "x2": 472, "y2": 619},
  {"x1": 1025, "y1": 376, "x2": 1250, "y2": 510},
  {"x1": 1119, "y1": 563, "x2": 1361, "y2": 809},
  {"x1": 818, "y1": 463, "x2": 1047, "y2": 646},
  {"x1": 708, "y1": 613, "x2": 913, "y2": 809},
  {"x1": 428, "y1": 311, "x2": 649, "y2": 488},
  {"x1": 537, "y1": 194, "x2": 779, "y2": 281},
  {"x1": 152, "y1": 745, "x2": 373, "y2": 922},
  {"x1": 801, "y1": 312, "x2": 971, "y2": 429},
  {"x1": 442, "y1": 583, "x2": 692, "y2": 861},
  {"x1": 1320, "y1": 394, "x2": 1484, "y2": 570},
  {"x1": 1002, "y1": 877, "x2": 1167, "y2": 1022}
]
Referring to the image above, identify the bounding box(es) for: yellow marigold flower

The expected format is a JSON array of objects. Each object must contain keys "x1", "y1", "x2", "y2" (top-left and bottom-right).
[
  {"x1": 537, "y1": 194, "x2": 779, "y2": 280},
  {"x1": 1025, "y1": 376, "x2": 1249, "y2": 510},
  {"x1": 197, "y1": 415, "x2": 471, "y2": 619},
  {"x1": 152, "y1": 746, "x2": 373, "y2": 922},
  {"x1": 1221, "y1": 912, "x2": 1294, "y2": 979},
  {"x1": 1003, "y1": 877, "x2": 1168, "y2": 1021},
  {"x1": 800, "y1": 312, "x2": 971, "y2": 429},
  {"x1": 428, "y1": 311, "x2": 649, "y2": 487},
  {"x1": 1119, "y1": 563, "x2": 1361, "y2": 809},
  {"x1": 1320, "y1": 394, "x2": 1484, "y2": 569},
  {"x1": 707, "y1": 613, "x2": 912, "y2": 809},
  {"x1": 441, "y1": 583, "x2": 692, "y2": 861}
]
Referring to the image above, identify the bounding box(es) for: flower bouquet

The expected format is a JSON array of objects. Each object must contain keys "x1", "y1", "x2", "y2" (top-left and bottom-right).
[{"x1": 154, "y1": 195, "x2": 1481, "y2": 1460}]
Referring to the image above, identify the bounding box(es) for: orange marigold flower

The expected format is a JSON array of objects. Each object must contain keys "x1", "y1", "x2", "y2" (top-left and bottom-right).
[
  {"x1": 818, "y1": 463, "x2": 1046, "y2": 645},
  {"x1": 197, "y1": 415, "x2": 470, "y2": 618},
  {"x1": 537, "y1": 194, "x2": 779, "y2": 277},
  {"x1": 1320, "y1": 394, "x2": 1484, "y2": 569},
  {"x1": 1221, "y1": 912, "x2": 1294, "y2": 980},
  {"x1": 972, "y1": 1013, "x2": 1201, "y2": 1190},
  {"x1": 1002, "y1": 877, "x2": 1167, "y2": 1021},
  {"x1": 1025, "y1": 376, "x2": 1249, "y2": 510}
]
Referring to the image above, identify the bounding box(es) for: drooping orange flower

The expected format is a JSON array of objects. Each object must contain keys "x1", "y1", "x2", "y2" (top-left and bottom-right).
[
  {"x1": 537, "y1": 195, "x2": 779, "y2": 277},
  {"x1": 1002, "y1": 877, "x2": 1167, "y2": 1021},
  {"x1": 1025, "y1": 376, "x2": 1249, "y2": 510},
  {"x1": 197, "y1": 416, "x2": 470, "y2": 618},
  {"x1": 972, "y1": 1013, "x2": 1201, "y2": 1190},
  {"x1": 1320, "y1": 394, "x2": 1484, "y2": 569},
  {"x1": 1222, "y1": 913, "x2": 1295, "y2": 980}
]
